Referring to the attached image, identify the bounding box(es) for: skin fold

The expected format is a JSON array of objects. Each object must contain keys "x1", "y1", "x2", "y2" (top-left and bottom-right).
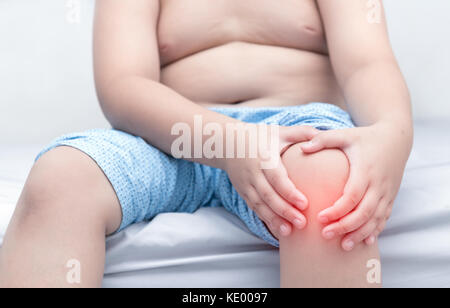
[{"x1": 0, "y1": 0, "x2": 412, "y2": 287}]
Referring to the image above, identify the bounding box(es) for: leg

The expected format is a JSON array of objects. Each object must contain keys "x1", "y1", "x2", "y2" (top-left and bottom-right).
[
  {"x1": 0, "y1": 127, "x2": 217, "y2": 287},
  {"x1": 0, "y1": 146, "x2": 122, "y2": 287},
  {"x1": 279, "y1": 143, "x2": 381, "y2": 288}
]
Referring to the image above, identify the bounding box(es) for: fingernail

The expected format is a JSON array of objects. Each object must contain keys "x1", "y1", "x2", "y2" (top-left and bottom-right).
[
  {"x1": 323, "y1": 231, "x2": 335, "y2": 240},
  {"x1": 304, "y1": 140, "x2": 314, "y2": 147},
  {"x1": 318, "y1": 214, "x2": 329, "y2": 224},
  {"x1": 280, "y1": 224, "x2": 290, "y2": 236},
  {"x1": 343, "y1": 240, "x2": 354, "y2": 251},
  {"x1": 296, "y1": 196, "x2": 308, "y2": 210},
  {"x1": 294, "y1": 218, "x2": 305, "y2": 229},
  {"x1": 367, "y1": 236, "x2": 376, "y2": 245}
]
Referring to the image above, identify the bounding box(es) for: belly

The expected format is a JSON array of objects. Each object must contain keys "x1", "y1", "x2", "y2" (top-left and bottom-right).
[{"x1": 161, "y1": 42, "x2": 346, "y2": 109}]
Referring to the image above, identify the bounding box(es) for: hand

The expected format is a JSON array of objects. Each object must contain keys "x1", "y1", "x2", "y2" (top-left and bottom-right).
[
  {"x1": 225, "y1": 124, "x2": 319, "y2": 238},
  {"x1": 301, "y1": 121, "x2": 411, "y2": 251}
]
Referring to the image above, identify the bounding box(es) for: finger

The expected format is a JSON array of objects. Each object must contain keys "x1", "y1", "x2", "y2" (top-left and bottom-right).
[
  {"x1": 257, "y1": 203, "x2": 292, "y2": 238},
  {"x1": 341, "y1": 200, "x2": 388, "y2": 251},
  {"x1": 365, "y1": 234, "x2": 377, "y2": 246},
  {"x1": 300, "y1": 129, "x2": 349, "y2": 153},
  {"x1": 282, "y1": 125, "x2": 320, "y2": 144},
  {"x1": 365, "y1": 202, "x2": 390, "y2": 245},
  {"x1": 341, "y1": 218, "x2": 379, "y2": 251},
  {"x1": 385, "y1": 200, "x2": 394, "y2": 220},
  {"x1": 317, "y1": 165, "x2": 368, "y2": 224},
  {"x1": 255, "y1": 180, "x2": 307, "y2": 230},
  {"x1": 263, "y1": 162, "x2": 308, "y2": 210},
  {"x1": 245, "y1": 187, "x2": 292, "y2": 237},
  {"x1": 366, "y1": 219, "x2": 387, "y2": 245},
  {"x1": 321, "y1": 188, "x2": 380, "y2": 239}
]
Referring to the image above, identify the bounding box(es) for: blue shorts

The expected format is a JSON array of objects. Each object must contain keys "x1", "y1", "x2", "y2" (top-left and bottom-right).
[{"x1": 36, "y1": 103, "x2": 354, "y2": 247}]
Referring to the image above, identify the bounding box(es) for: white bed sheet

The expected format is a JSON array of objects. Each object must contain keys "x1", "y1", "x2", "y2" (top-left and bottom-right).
[{"x1": 1, "y1": 120, "x2": 449, "y2": 287}]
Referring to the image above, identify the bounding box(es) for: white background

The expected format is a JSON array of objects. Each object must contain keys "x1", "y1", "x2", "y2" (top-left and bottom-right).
[{"x1": 1, "y1": 0, "x2": 449, "y2": 145}]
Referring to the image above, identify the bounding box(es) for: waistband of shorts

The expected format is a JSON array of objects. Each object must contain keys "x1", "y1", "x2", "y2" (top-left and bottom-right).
[{"x1": 207, "y1": 102, "x2": 347, "y2": 114}]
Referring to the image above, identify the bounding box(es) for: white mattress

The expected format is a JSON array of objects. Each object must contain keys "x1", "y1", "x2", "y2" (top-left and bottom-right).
[{"x1": 1, "y1": 120, "x2": 449, "y2": 287}]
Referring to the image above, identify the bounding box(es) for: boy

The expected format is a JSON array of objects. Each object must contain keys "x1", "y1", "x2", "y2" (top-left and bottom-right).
[{"x1": 0, "y1": 0, "x2": 412, "y2": 287}]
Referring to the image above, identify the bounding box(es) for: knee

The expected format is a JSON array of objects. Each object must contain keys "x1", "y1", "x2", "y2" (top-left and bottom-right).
[
  {"x1": 19, "y1": 146, "x2": 112, "y2": 222},
  {"x1": 281, "y1": 143, "x2": 349, "y2": 218}
]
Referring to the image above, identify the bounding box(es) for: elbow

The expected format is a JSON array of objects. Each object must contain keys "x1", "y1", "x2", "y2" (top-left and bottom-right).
[
  {"x1": 94, "y1": 74, "x2": 161, "y2": 132},
  {"x1": 94, "y1": 76, "x2": 130, "y2": 130},
  {"x1": 99, "y1": 100, "x2": 127, "y2": 132},
  {"x1": 97, "y1": 86, "x2": 123, "y2": 130},
  {"x1": 101, "y1": 106, "x2": 122, "y2": 131},
  {"x1": 96, "y1": 92, "x2": 120, "y2": 129}
]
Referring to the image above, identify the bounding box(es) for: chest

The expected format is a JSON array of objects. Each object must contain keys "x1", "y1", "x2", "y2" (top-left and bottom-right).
[{"x1": 158, "y1": 0, "x2": 326, "y2": 64}]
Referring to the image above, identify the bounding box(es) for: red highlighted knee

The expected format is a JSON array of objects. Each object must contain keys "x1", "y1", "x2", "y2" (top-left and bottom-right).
[{"x1": 281, "y1": 143, "x2": 349, "y2": 228}]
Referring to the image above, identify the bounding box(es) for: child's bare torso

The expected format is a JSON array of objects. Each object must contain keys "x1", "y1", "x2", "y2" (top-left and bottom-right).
[{"x1": 158, "y1": 0, "x2": 346, "y2": 109}]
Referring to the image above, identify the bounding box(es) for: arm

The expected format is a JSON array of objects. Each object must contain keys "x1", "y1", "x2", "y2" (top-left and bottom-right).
[
  {"x1": 301, "y1": 0, "x2": 414, "y2": 249},
  {"x1": 317, "y1": 0, "x2": 412, "y2": 134}
]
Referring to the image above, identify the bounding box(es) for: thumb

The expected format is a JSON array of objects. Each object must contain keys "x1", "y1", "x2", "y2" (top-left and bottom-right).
[
  {"x1": 282, "y1": 125, "x2": 320, "y2": 143},
  {"x1": 300, "y1": 129, "x2": 348, "y2": 153}
]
